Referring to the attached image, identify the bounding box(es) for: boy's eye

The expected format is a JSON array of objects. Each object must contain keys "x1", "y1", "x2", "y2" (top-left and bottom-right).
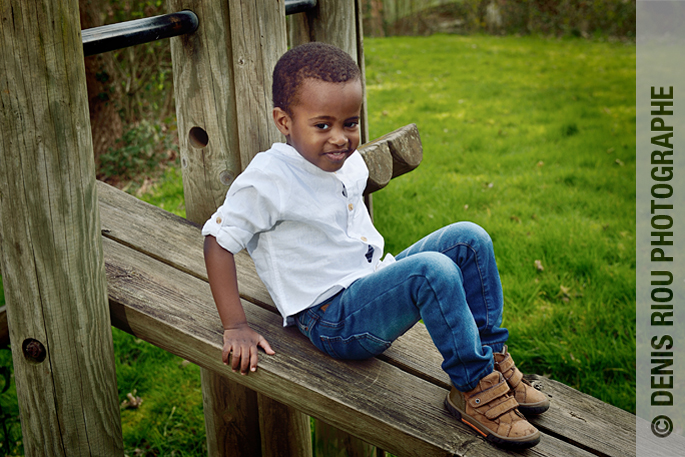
[
  {"x1": 345, "y1": 121, "x2": 359, "y2": 129},
  {"x1": 315, "y1": 123, "x2": 330, "y2": 130}
]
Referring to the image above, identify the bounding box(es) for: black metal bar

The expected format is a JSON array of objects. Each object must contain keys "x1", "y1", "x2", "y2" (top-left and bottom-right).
[
  {"x1": 81, "y1": 1, "x2": 317, "y2": 57},
  {"x1": 82, "y1": 11, "x2": 199, "y2": 57},
  {"x1": 285, "y1": 0, "x2": 317, "y2": 15}
]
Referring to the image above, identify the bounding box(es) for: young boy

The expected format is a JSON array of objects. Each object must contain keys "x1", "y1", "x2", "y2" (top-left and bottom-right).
[{"x1": 202, "y1": 42, "x2": 549, "y2": 449}]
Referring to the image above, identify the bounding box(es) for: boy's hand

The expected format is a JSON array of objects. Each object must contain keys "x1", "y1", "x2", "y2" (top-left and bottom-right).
[{"x1": 222, "y1": 323, "x2": 275, "y2": 375}]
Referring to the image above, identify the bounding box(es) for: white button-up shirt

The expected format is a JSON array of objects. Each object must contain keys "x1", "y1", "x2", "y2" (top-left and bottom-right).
[{"x1": 202, "y1": 143, "x2": 395, "y2": 325}]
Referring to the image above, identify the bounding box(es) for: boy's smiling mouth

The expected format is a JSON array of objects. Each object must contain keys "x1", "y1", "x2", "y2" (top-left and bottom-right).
[{"x1": 324, "y1": 149, "x2": 352, "y2": 161}]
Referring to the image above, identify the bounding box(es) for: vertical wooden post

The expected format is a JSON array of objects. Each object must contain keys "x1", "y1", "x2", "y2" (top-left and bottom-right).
[
  {"x1": 169, "y1": 1, "x2": 311, "y2": 455},
  {"x1": 169, "y1": 1, "x2": 261, "y2": 456},
  {"x1": 168, "y1": 0, "x2": 242, "y2": 224},
  {"x1": 288, "y1": 2, "x2": 379, "y2": 455},
  {"x1": 0, "y1": 0, "x2": 123, "y2": 455},
  {"x1": 200, "y1": 368, "x2": 262, "y2": 457},
  {"x1": 227, "y1": 0, "x2": 285, "y2": 165}
]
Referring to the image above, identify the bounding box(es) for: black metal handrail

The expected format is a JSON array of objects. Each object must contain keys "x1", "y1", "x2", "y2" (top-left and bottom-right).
[
  {"x1": 82, "y1": 0, "x2": 317, "y2": 57},
  {"x1": 285, "y1": 0, "x2": 317, "y2": 15},
  {"x1": 82, "y1": 11, "x2": 198, "y2": 57}
]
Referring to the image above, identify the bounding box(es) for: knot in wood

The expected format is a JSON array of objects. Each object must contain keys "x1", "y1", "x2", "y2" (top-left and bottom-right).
[
  {"x1": 219, "y1": 170, "x2": 233, "y2": 186},
  {"x1": 22, "y1": 338, "x2": 46, "y2": 363}
]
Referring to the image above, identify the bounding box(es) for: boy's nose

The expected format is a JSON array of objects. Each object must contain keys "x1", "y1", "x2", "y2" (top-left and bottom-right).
[{"x1": 329, "y1": 129, "x2": 348, "y2": 148}]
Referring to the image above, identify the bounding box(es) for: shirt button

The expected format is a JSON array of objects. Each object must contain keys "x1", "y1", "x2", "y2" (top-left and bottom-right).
[
  {"x1": 348, "y1": 203, "x2": 354, "y2": 211},
  {"x1": 216, "y1": 217, "x2": 222, "y2": 224},
  {"x1": 361, "y1": 236, "x2": 367, "y2": 242}
]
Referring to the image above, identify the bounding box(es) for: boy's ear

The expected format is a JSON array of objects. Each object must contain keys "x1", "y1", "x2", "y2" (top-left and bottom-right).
[{"x1": 272, "y1": 107, "x2": 291, "y2": 137}]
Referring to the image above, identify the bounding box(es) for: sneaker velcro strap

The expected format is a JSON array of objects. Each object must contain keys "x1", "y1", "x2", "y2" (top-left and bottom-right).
[
  {"x1": 497, "y1": 354, "x2": 515, "y2": 373},
  {"x1": 506, "y1": 365, "x2": 523, "y2": 387},
  {"x1": 468, "y1": 379, "x2": 510, "y2": 408},
  {"x1": 484, "y1": 396, "x2": 519, "y2": 420}
]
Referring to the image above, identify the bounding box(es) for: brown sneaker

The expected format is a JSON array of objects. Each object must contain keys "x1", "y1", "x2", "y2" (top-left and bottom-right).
[
  {"x1": 494, "y1": 345, "x2": 550, "y2": 415},
  {"x1": 444, "y1": 371, "x2": 541, "y2": 449}
]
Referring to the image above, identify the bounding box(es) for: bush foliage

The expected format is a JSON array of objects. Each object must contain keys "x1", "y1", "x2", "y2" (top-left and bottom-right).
[{"x1": 363, "y1": 0, "x2": 636, "y2": 39}]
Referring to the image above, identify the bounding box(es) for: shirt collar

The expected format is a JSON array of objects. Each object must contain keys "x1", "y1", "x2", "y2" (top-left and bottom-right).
[{"x1": 270, "y1": 142, "x2": 335, "y2": 177}]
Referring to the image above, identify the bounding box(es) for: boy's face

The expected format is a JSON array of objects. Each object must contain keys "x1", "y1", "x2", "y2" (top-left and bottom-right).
[{"x1": 273, "y1": 78, "x2": 362, "y2": 173}]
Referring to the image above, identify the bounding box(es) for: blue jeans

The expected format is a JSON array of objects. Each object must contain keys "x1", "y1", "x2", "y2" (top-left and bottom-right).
[{"x1": 294, "y1": 221, "x2": 508, "y2": 391}]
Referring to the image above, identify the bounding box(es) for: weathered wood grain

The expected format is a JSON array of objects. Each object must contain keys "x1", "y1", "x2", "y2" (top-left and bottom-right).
[
  {"x1": 169, "y1": 0, "x2": 242, "y2": 224},
  {"x1": 359, "y1": 139, "x2": 393, "y2": 194},
  {"x1": 103, "y1": 235, "x2": 594, "y2": 457},
  {"x1": 314, "y1": 419, "x2": 380, "y2": 457},
  {"x1": 0, "y1": 0, "x2": 122, "y2": 453},
  {"x1": 378, "y1": 123, "x2": 423, "y2": 178},
  {"x1": 358, "y1": 123, "x2": 423, "y2": 194},
  {"x1": 524, "y1": 375, "x2": 636, "y2": 457},
  {"x1": 200, "y1": 368, "x2": 262, "y2": 457},
  {"x1": 258, "y1": 393, "x2": 313, "y2": 457},
  {"x1": 97, "y1": 181, "x2": 634, "y2": 457},
  {"x1": 228, "y1": 0, "x2": 287, "y2": 166}
]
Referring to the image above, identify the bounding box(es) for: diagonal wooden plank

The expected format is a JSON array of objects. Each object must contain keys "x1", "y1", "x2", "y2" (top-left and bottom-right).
[
  {"x1": 103, "y1": 235, "x2": 594, "y2": 457},
  {"x1": 97, "y1": 180, "x2": 634, "y2": 457}
]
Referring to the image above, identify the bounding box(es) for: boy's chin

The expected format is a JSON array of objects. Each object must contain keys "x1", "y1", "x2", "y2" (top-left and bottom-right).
[{"x1": 318, "y1": 152, "x2": 351, "y2": 172}]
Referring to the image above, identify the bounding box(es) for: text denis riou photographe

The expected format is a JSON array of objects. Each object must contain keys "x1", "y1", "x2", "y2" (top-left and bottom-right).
[{"x1": 648, "y1": 86, "x2": 675, "y2": 439}]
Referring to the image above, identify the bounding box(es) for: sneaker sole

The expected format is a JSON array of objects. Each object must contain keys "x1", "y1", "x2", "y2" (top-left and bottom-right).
[
  {"x1": 444, "y1": 397, "x2": 541, "y2": 450},
  {"x1": 518, "y1": 402, "x2": 550, "y2": 415}
]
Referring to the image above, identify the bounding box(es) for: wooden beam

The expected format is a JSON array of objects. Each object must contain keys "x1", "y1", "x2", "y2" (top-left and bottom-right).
[
  {"x1": 200, "y1": 368, "x2": 262, "y2": 457},
  {"x1": 168, "y1": 1, "x2": 264, "y2": 454},
  {"x1": 358, "y1": 123, "x2": 423, "y2": 194},
  {"x1": 168, "y1": 0, "x2": 241, "y2": 225},
  {"x1": 98, "y1": 181, "x2": 634, "y2": 457},
  {"x1": 0, "y1": 0, "x2": 122, "y2": 453},
  {"x1": 103, "y1": 237, "x2": 505, "y2": 457},
  {"x1": 104, "y1": 234, "x2": 600, "y2": 457},
  {"x1": 228, "y1": 0, "x2": 288, "y2": 166},
  {"x1": 359, "y1": 140, "x2": 393, "y2": 194}
]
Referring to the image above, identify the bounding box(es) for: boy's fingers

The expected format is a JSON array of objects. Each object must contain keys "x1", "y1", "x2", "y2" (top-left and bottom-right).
[
  {"x1": 259, "y1": 337, "x2": 276, "y2": 355},
  {"x1": 249, "y1": 347, "x2": 259, "y2": 373},
  {"x1": 240, "y1": 344, "x2": 251, "y2": 375},
  {"x1": 223, "y1": 342, "x2": 233, "y2": 365},
  {"x1": 231, "y1": 346, "x2": 242, "y2": 372}
]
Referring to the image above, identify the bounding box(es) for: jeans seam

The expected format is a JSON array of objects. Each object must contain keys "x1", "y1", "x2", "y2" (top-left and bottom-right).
[
  {"x1": 421, "y1": 271, "x2": 472, "y2": 385},
  {"x1": 320, "y1": 333, "x2": 392, "y2": 359},
  {"x1": 443, "y1": 241, "x2": 493, "y2": 332}
]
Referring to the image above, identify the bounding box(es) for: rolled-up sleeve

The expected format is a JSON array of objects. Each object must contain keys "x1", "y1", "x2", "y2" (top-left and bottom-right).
[{"x1": 201, "y1": 169, "x2": 283, "y2": 255}]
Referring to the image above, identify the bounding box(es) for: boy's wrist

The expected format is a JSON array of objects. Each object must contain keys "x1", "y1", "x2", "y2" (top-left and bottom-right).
[{"x1": 223, "y1": 321, "x2": 249, "y2": 331}]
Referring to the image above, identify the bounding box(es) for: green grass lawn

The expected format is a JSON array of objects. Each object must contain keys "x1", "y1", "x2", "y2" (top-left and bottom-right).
[
  {"x1": 365, "y1": 34, "x2": 635, "y2": 413},
  {"x1": 0, "y1": 33, "x2": 635, "y2": 455}
]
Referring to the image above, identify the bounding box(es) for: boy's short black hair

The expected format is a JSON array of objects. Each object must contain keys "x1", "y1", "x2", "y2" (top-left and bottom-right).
[{"x1": 272, "y1": 42, "x2": 361, "y2": 115}]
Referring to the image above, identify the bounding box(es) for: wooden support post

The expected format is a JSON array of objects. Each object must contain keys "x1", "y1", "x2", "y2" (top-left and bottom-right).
[
  {"x1": 288, "y1": 1, "x2": 378, "y2": 455},
  {"x1": 258, "y1": 394, "x2": 312, "y2": 457},
  {"x1": 0, "y1": 0, "x2": 123, "y2": 454},
  {"x1": 169, "y1": 1, "x2": 311, "y2": 455},
  {"x1": 227, "y1": 0, "x2": 286, "y2": 166},
  {"x1": 168, "y1": 0, "x2": 242, "y2": 224},
  {"x1": 200, "y1": 368, "x2": 262, "y2": 457},
  {"x1": 168, "y1": 1, "x2": 262, "y2": 455}
]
